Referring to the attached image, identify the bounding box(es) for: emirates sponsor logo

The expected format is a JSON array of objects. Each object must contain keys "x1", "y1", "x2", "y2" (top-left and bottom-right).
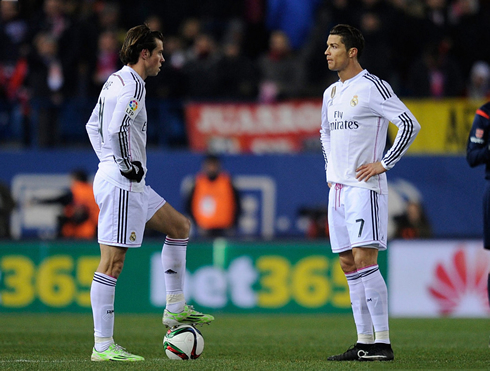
[{"x1": 427, "y1": 247, "x2": 489, "y2": 316}]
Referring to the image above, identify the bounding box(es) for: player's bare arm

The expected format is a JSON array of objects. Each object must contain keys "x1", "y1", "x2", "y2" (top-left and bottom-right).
[{"x1": 355, "y1": 161, "x2": 387, "y2": 182}]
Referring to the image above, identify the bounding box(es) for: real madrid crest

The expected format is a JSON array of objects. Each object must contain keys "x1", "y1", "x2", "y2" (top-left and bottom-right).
[
  {"x1": 129, "y1": 231, "x2": 137, "y2": 242},
  {"x1": 331, "y1": 86, "x2": 336, "y2": 98},
  {"x1": 350, "y1": 95, "x2": 358, "y2": 107}
]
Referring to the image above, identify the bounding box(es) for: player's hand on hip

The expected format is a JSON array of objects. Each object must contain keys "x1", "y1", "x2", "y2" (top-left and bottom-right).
[
  {"x1": 120, "y1": 161, "x2": 144, "y2": 182},
  {"x1": 355, "y1": 161, "x2": 386, "y2": 182}
]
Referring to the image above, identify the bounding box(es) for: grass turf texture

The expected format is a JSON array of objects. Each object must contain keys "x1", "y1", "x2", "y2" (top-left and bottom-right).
[{"x1": 0, "y1": 313, "x2": 488, "y2": 370}]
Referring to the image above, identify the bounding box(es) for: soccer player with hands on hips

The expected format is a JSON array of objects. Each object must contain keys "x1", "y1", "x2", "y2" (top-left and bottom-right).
[
  {"x1": 86, "y1": 24, "x2": 214, "y2": 362},
  {"x1": 321, "y1": 24, "x2": 420, "y2": 361},
  {"x1": 466, "y1": 101, "x2": 490, "y2": 316}
]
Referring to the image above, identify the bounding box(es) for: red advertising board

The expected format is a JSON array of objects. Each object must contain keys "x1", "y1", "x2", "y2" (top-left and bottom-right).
[{"x1": 185, "y1": 100, "x2": 322, "y2": 153}]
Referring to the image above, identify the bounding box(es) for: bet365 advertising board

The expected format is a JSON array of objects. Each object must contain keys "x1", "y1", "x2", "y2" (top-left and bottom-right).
[{"x1": 0, "y1": 240, "x2": 387, "y2": 314}]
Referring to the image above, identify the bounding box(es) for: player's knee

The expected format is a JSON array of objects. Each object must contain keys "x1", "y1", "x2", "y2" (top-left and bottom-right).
[
  {"x1": 98, "y1": 259, "x2": 125, "y2": 278},
  {"x1": 180, "y1": 217, "x2": 191, "y2": 237},
  {"x1": 353, "y1": 255, "x2": 377, "y2": 269},
  {"x1": 168, "y1": 216, "x2": 190, "y2": 239},
  {"x1": 338, "y1": 251, "x2": 356, "y2": 273},
  {"x1": 339, "y1": 260, "x2": 356, "y2": 273},
  {"x1": 111, "y1": 262, "x2": 124, "y2": 278}
]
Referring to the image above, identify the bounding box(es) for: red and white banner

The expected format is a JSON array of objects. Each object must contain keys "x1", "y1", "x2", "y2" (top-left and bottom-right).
[
  {"x1": 185, "y1": 100, "x2": 322, "y2": 153},
  {"x1": 388, "y1": 240, "x2": 490, "y2": 317}
]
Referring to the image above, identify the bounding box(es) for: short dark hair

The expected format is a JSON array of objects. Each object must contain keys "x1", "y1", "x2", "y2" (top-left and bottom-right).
[
  {"x1": 204, "y1": 154, "x2": 220, "y2": 164},
  {"x1": 119, "y1": 24, "x2": 164, "y2": 65},
  {"x1": 71, "y1": 169, "x2": 88, "y2": 183},
  {"x1": 329, "y1": 24, "x2": 365, "y2": 59}
]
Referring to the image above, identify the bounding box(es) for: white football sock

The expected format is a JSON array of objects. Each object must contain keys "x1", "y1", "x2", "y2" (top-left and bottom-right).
[
  {"x1": 345, "y1": 270, "x2": 374, "y2": 344},
  {"x1": 161, "y1": 237, "x2": 187, "y2": 313},
  {"x1": 360, "y1": 265, "x2": 390, "y2": 344},
  {"x1": 91, "y1": 272, "x2": 117, "y2": 352}
]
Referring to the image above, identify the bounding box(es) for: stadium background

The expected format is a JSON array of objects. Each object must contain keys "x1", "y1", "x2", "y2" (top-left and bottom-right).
[{"x1": 1, "y1": 0, "x2": 490, "y2": 319}]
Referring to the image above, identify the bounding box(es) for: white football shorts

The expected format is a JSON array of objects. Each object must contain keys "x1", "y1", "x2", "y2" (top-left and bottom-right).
[
  {"x1": 93, "y1": 172, "x2": 166, "y2": 247},
  {"x1": 328, "y1": 183, "x2": 387, "y2": 253}
]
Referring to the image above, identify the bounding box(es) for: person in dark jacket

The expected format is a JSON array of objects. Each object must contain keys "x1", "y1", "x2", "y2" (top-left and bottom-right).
[{"x1": 466, "y1": 101, "x2": 490, "y2": 309}]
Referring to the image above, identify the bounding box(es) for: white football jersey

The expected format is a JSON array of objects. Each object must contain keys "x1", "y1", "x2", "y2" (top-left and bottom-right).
[
  {"x1": 320, "y1": 70, "x2": 420, "y2": 194},
  {"x1": 86, "y1": 66, "x2": 147, "y2": 192}
]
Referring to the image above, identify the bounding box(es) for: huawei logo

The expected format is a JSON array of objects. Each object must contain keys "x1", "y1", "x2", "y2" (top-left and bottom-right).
[{"x1": 428, "y1": 247, "x2": 489, "y2": 316}]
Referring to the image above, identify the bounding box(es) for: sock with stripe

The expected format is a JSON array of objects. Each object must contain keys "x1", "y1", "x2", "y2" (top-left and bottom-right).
[
  {"x1": 161, "y1": 237, "x2": 188, "y2": 313},
  {"x1": 359, "y1": 265, "x2": 390, "y2": 344},
  {"x1": 345, "y1": 270, "x2": 374, "y2": 344},
  {"x1": 91, "y1": 272, "x2": 117, "y2": 352}
]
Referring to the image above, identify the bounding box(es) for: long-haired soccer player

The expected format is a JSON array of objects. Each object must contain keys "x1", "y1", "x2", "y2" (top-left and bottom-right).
[{"x1": 86, "y1": 24, "x2": 214, "y2": 362}]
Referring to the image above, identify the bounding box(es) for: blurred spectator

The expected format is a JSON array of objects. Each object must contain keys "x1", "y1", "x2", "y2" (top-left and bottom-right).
[
  {"x1": 467, "y1": 61, "x2": 490, "y2": 100},
  {"x1": 92, "y1": 30, "x2": 122, "y2": 92},
  {"x1": 348, "y1": 0, "x2": 410, "y2": 91},
  {"x1": 299, "y1": 0, "x2": 357, "y2": 97},
  {"x1": 385, "y1": 0, "x2": 427, "y2": 93},
  {"x1": 215, "y1": 41, "x2": 258, "y2": 100},
  {"x1": 146, "y1": 14, "x2": 163, "y2": 34},
  {"x1": 145, "y1": 15, "x2": 186, "y2": 99},
  {"x1": 26, "y1": 32, "x2": 64, "y2": 147},
  {"x1": 448, "y1": 0, "x2": 488, "y2": 81},
  {"x1": 195, "y1": 0, "x2": 244, "y2": 43},
  {"x1": 394, "y1": 200, "x2": 433, "y2": 239},
  {"x1": 257, "y1": 30, "x2": 303, "y2": 102},
  {"x1": 29, "y1": 0, "x2": 71, "y2": 39},
  {"x1": 79, "y1": 2, "x2": 125, "y2": 98},
  {"x1": 352, "y1": 0, "x2": 396, "y2": 30},
  {"x1": 266, "y1": 0, "x2": 322, "y2": 50},
  {"x1": 180, "y1": 18, "x2": 202, "y2": 50},
  {"x1": 325, "y1": 0, "x2": 356, "y2": 27},
  {"x1": 298, "y1": 206, "x2": 329, "y2": 239},
  {"x1": 146, "y1": 35, "x2": 187, "y2": 99},
  {"x1": 94, "y1": 1, "x2": 126, "y2": 41},
  {"x1": 357, "y1": 12, "x2": 394, "y2": 83},
  {"x1": 0, "y1": 180, "x2": 15, "y2": 239},
  {"x1": 186, "y1": 154, "x2": 241, "y2": 238},
  {"x1": 143, "y1": 25, "x2": 188, "y2": 148},
  {"x1": 422, "y1": 0, "x2": 452, "y2": 46},
  {"x1": 0, "y1": 0, "x2": 29, "y2": 66},
  {"x1": 32, "y1": 169, "x2": 98, "y2": 240},
  {"x1": 407, "y1": 41, "x2": 464, "y2": 97},
  {"x1": 182, "y1": 33, "x2": 221, "y2": 99},
  {"x1": 241, "y1": 0, "x2": 269, "y2": 59},
  {"x1": 0, "y1": 0, "x2": 29, "y2": 144},
  {"x1": 29, "y1": 0, "x2": 80, "y2": 97}
]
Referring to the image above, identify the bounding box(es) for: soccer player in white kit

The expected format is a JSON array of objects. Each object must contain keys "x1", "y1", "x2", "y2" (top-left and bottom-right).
[
  {"x1": 86, "y1": 24, "x2": 214, "y2": 362},
  {"x1": 321, "y1": 24, "x2": 420, "y2": 361}
]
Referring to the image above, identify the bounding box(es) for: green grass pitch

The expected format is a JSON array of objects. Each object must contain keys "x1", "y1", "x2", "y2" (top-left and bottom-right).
[{"x1": 0, "y1": 313, "x2": 488, "y2": 370}]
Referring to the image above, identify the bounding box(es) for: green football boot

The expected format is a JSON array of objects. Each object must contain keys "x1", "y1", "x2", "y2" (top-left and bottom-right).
[
  {"x1": 163, "y1": 304, "x2": 214, "y2": 328},
  {"x1": 91, "y1": 343, "x2": 144, "y2": 362}
]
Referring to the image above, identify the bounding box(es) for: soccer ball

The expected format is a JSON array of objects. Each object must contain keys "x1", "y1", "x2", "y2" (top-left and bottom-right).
[{"x1": 163, "y1": 325, "x2": 204, "y2": 360}]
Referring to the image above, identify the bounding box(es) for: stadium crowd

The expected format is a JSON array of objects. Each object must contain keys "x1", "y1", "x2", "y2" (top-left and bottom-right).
[{"x1": 1, "y1": 0, "x2": 490, "y2": 148}]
